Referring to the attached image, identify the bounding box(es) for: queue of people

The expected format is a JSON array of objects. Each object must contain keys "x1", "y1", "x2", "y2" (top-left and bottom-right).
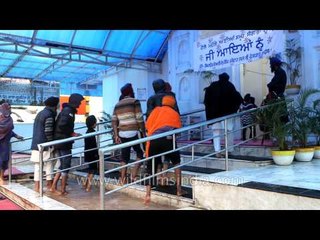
[{"x1": 1, "y1": 56, "x2": 287, "y2": 205}]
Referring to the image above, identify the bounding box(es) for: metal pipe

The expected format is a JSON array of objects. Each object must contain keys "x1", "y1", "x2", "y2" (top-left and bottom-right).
[
  {"x1": 152, "y1": 157, "x2": 155, "y2": 186},
  {"x1": 96, "y1": 123, "x2": 100, "y2": 149},
  {"x1": 8, "y1": 143, "x2": 12, "y2": 183},
  {"x1": 39, "y1": 146, "x2": 44, "y2": 197},
  {"x1": 224, "y1": 119, "x2": 229, "y2": 171},
  {"x1": 192, "y1": 145, "x2": 194, "y2": 162},
  {"x1": 99, "y1": 150, "x2": 105, "y2": 210}
]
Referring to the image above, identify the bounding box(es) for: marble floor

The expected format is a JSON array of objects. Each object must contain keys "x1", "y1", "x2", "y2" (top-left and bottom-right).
[{"x1": 196, "y1": 159, "x2": 320, "y2": 191}]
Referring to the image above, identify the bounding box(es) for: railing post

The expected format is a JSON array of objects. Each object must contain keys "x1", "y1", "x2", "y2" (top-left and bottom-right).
[
  {"x1": 191, "y1": 145, "x2": 194, "y2": 162},
  {"x1": 96, "y1": 124, "x2": 100, "y2": 149},
  {"x1": 39, "y1": 146, "x2": 44, "y2": 197},
  {"x1": 152, "y1": 157, "x2": 155, "y2": 186},
  {"x1": 224, "y1": 119, "x2": 229, "y2": 171},
  {"x1": 99, "y1": 150, "x2": 105, "y2": 210},
  {"x1": 8, "y1": 142, "x2": 12, "y2": 183}
]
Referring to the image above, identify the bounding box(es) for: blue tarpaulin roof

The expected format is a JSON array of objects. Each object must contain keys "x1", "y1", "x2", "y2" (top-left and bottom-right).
[{"x1": 0, "y1": 30, "x2": 170, "y2": 85}]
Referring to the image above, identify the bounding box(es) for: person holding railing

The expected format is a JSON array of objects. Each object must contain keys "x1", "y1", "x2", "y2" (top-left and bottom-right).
[
  {"x1": 0, "y1": 100, "x2": 23, "y2": 185},
  {"x1": 83, "y1": 115, "x2": 99, "y2": 192},
  {"x1": 30, "y1": 96, "x2": 59, "y2": 192},
  {"x1": 146, "y1": 80, "x2": 180, "y2": 185},
  {"x1": 144, "y1": 94, "x2": 185, "y2": 205},
  {"x1": 50, "y1": 93, "x2": 84, "y2": 195},
  {"x1": 112, "y1": 83, "x2": 146, "y2": 185}
]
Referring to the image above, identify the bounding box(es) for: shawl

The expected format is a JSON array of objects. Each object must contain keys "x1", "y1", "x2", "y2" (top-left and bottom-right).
[{"x1": 0, "y1": 103, "x2": 13, "y2": 140}]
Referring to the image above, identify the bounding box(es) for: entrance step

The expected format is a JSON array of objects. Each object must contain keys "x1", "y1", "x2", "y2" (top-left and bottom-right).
[
  {"x1": 178, "y1": 139, "x2": 273, "y2": 158},
  {"x1": 177, "y1": 206, "x2": 205, "y2": 210},
  {"x1": 0, "y1": 183, "x2": 74, "y2": 210},
  {"x1": 180, "y1": 151, "x2": 273, "y2": 171}
]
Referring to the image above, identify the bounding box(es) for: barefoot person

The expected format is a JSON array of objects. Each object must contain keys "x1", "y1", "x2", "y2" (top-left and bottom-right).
[
  {"x1": 30, "y1": 96, "x2": 59, "y2": 192},
  {"x1": 144, "y1": 93, "x2": 185, "y2": 205},
  {"x1": 50, "y1": 93, "x2": 84, "y2": 195},
  {"x1": 0, "y1": 100, "x2": 23, "y2": 185},
  {"x1": 83, "y1": 115, "x2": 99, "y2": 192},
  {"x1": 112, "y1": 83, "x2": 146, "y2": 185}
]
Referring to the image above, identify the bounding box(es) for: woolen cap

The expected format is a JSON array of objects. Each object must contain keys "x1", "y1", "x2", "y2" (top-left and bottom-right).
[
  {"x1": 120, "y1": 83, "x2": 134, "y2": 96},
  {"x1": 152, "y1": 79, "x2": 166, "y2": 93},
  {"x1": 44, "y1": 96, "x2": 59, "y2": 107},
  {"x1": 69, "y1": 93, "x2": 84, "y2": 107}
]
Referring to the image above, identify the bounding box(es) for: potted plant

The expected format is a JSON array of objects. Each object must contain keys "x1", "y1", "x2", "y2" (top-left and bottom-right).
[
  {"x1": 289, "y1": 89, "x2": 320, "y2": 161},
  {"x1": 283, "y1": 38, "x2": 302, "y2": 95},
  {"x1": 256, "y1": 97, "x2": 295, "y2": 165},
  {"x1": 309, "y1": 97, "x2": 320, "y2": 158}
]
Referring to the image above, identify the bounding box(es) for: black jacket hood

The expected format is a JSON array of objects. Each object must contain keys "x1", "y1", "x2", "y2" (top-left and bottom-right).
[{"x1": 152, "y1": 79, "x2": 166, "y2": 93}]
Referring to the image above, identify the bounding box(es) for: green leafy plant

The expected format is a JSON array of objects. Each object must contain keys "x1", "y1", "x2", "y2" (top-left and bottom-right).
[
  {"x1": 289, "y1": 89, "x2": 320, "y2": 147},
  {"x1": 256, "y1": 98, "x2": 291, "y2": 150},
  {"x1": 309, "y1": 98, "x2": 320, "y2": 146},
  {"x1": 282, "y1": 39, "x2": 302, "y2": 86}
]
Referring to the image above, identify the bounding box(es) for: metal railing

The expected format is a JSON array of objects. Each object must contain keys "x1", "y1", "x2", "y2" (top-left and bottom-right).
[
  {"x1": 8, "y1": 119, "x2": 113, "y2": 183},
  {"x1": 95, "y1": 105, "x2": 277, "y2": 209},
  {"x1": 10, "y1": 103, "x2": 288, "y2": 209},
  {"x1": 94, "y1": 100, "x2": 293, "y2": 209},
  {"x1": 8, "y1": 108, "x2": 207, "y2": 193}
]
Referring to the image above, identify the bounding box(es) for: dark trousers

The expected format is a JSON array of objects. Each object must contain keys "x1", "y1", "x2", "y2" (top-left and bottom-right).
[{"x1": 242, "y1": 125, "x2": 256, "y2": 140}]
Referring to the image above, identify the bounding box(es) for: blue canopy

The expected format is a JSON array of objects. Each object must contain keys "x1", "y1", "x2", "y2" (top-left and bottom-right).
[{"x1": 0, "y1": 30, "x2": 170, "y2": 85}]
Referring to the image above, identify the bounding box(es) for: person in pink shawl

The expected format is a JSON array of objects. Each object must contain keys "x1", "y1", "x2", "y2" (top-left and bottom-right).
[{"x1": 0, "y1": 100, "x2": 23, "y2": 185}]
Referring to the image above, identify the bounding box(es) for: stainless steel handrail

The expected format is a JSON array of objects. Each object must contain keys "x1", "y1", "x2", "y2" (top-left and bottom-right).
[
  {"x1": 8, "y1": 108, "x2": 207, "y2": 186},
  {"x1": 11, "y1": 102, "x2": 288, "y2": 207},
  {"x1": 97, "y1": 100, "x2": 293, "y2": 209}
]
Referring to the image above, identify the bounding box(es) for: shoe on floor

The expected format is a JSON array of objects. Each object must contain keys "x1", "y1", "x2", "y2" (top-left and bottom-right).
[{"x1": 221, "y1": 152, "x2": 233, "y2": 157}]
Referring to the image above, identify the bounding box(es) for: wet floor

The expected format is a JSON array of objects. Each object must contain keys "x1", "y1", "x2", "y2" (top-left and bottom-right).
[{"x1": 22, "y1": 179, "x2": 177, "y2": 210}]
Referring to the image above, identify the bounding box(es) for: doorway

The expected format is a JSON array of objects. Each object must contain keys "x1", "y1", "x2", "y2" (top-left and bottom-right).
[{"x1": 241, "y1": 58, "x2": 273, "y2": 107}]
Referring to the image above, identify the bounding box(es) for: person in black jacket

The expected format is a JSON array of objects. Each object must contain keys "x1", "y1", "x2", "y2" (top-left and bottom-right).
[
  {"x1": 83, "y1": 115, "x2": 98, "y2": 192},
  {"x1": 50, "y1": 93, "x2": 84, "y2": 195},
  {"x1": 30, "y1": 96, "x2": 59, "y2": 192},
  {"x1": 204, "y1": 72, "x2": 242, "y2": 157},
  {"x1": 146, "y1": 79, "x2": 180, "y2": 119}
]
